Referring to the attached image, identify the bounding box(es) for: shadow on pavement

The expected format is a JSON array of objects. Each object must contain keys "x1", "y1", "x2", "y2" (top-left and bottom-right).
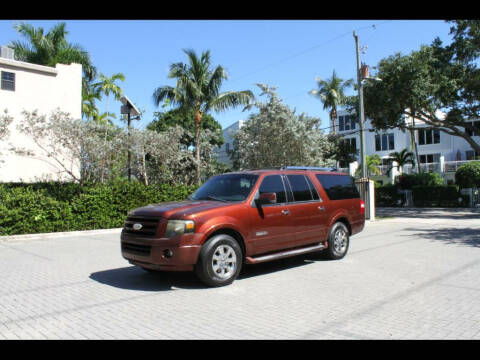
[
  {"x1": 90, "y1": 253, "x2": 326, "y2": 290},
  {"x1": 376, "y1": 208, "x2": 480, "y2": 220},
  {"x1": 405, "y1": 227, "x2": 480, "y2": 248},
  {"x1": 89, "y1": 266, "x2": 204, "y2": 291}
]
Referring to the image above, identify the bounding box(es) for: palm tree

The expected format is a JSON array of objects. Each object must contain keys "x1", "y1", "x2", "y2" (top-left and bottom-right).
[
  {"x1": 82, "y1": 78, "x2": 101, "y2": 121},
  {"x1": 309, "y1": 70, "x2": 353, "y2": 134},
  {"x1": 94, "y1": 72, "x2": 125, "y2": 125},
  {"x1": 93, "y1": 111, "x2": 117, "y2": 126},
  {"x1": 389, "y1": 149, "x2": 415, "y2": 174},
  {"x1": 11, "y1": 22, "x2": 97, "y2": 86},
  {"x1": 356, "y1": 154, "x2": 382, "y2": 177},
  {"x1": 152, "y1": 49, "x2": 254, "y2": 184}
]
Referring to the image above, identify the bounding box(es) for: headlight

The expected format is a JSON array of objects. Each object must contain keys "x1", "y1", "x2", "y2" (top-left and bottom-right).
[{"x1": 164, "y1": 220, "x2": 195, "y2": 238}]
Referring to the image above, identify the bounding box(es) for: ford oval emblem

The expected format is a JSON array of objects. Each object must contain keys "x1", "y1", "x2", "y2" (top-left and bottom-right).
[{"x1": 133, "y1": 223, "x2": 143, "y2": 230}]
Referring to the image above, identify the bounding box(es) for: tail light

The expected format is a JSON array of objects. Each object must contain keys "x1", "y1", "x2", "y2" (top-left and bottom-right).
[{"x1": 360, "y1": 200, "x2": 365, "y2": 215}]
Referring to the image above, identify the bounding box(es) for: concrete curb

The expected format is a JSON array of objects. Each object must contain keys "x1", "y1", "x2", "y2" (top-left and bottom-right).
[{"x1": 0, "y1": 228, "x2": 123, "y2": 242}]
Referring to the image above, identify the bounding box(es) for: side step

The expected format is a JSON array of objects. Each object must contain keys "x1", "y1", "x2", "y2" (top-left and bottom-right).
[{"x1": 245, "y1": 243, "x2": 326, "y2": 264}]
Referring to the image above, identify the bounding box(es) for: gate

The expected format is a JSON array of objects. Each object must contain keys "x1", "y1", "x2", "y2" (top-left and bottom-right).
[
  {"x1": 473, "y1": 188, "x2": 480, "y2": 208},
  {"x1": 355, "y1": 178, "x2": 371, "y2": 219}
]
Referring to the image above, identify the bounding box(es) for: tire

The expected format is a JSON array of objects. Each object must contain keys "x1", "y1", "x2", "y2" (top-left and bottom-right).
[
  {"x1": 194, "y1": 234, "x2": 243, "y2": 287},
  {"x1": 323, "y1": 222, "x2": 350, "y2": 260}
]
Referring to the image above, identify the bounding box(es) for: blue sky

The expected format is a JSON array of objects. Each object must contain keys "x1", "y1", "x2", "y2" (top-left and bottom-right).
[{"x1": 0, "y1": 20, "x2": 454, "y2": 131}]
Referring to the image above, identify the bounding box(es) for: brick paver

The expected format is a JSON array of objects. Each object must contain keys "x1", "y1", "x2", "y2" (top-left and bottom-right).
[{"x1": 1, "y1": 209, "x2": 479, "y2": 339}]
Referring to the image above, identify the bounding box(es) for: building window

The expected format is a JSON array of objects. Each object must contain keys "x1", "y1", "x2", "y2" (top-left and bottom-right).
[
  {"x1": 419, "y1": 153, "x2": 440, "y2": 163},
  {"x1": 466, "y1": 150, "x2": 479, "y2": 160},
  {"x1": 338, "y1": 115, "x2": 356, "y2": 132},
  {"x1": 1, "y1": 71, "x2": 15, "y2": 91},
  {"x1": 418, "y1": 128, "x2": 440, "y2": 145},
  {"x1": 375, "y1": 133, "x2": 394, "y2": 151},
  {"x1": 466, "y1": 121, "x2": 480, "y2": 137},
  {"x1": 342, "y1": 137, "x2": 357, "y2": 152},
  {"x1": 225, "y1": 143, "x2": 230, "y2": 153}
]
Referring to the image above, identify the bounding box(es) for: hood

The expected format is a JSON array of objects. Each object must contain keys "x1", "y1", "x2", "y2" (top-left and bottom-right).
[{"x1": 129, "y1": 200, "x2": 234, "y2": 219}]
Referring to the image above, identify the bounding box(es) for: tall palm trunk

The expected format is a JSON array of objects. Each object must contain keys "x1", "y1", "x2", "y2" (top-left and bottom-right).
[
  {"x1": 195, "y1": 110, "x2": 202, "y2": 185},
  {"x1": 330, "y1": 108, "x2": 337, "y2": 134}
]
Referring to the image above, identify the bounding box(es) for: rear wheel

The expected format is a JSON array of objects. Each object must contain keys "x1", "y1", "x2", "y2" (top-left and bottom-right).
[
  {"x1": 194, "y1": 234, "x2": 243, "y2": 287},
  {"x1": 323, "y1": 222, "x2": 350, "y2": 260}
]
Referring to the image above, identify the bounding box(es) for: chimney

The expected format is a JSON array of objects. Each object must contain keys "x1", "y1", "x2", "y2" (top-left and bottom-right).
[{"x1": 0, "y1": 46, "x2": 15, "y2": 60}]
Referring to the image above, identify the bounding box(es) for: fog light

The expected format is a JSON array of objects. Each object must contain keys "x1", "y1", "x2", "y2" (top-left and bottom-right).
[{"x1": 164, "y1": 249, "x2": 173, "y2": 258}]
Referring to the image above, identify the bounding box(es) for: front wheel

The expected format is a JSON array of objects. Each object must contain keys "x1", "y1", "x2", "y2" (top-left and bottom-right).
[
  {"x1": 323, "y1": 222, "x2": 350, "y2": 260},
  {"x1": 194, "y1": 234, "x2": 243, "y2": 287}
]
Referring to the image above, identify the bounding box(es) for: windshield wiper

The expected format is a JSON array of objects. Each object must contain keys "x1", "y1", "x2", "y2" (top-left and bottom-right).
[{"x1": 204, "y1": 195, "x2": 227, "y2": 202}]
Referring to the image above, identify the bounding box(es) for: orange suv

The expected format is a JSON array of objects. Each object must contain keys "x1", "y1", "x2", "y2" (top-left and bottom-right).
[{"x1": 121, "y1": 167, "x2": 365, "y2": 287}]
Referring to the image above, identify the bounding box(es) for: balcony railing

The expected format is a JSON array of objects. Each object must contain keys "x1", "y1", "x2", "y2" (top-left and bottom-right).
[{"x1": 444, "y1": 160, "x2": 480, "y2": 173}]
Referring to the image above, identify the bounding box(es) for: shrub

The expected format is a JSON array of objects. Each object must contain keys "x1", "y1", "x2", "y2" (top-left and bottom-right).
[
  {"x1": 375, "y1": 184, "x2": 404, "y2": 207},
  {"x1": 0, "y1": 181, "x2": 198, "y2": 236},
  {"x1": 455, "y1": 161, "x2": 480, "y2": 189},
  {"x1": 396, "y1": 172, "x2": 443, "y2": 189},
  {"x1": 411, "y1": 185, "x2": 469, "y2": 207}
]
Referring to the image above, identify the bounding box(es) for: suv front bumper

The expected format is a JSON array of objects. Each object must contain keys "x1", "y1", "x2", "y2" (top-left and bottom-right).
[{"x1": 120, "y1": 230, "x2": 203, "y2": 271}]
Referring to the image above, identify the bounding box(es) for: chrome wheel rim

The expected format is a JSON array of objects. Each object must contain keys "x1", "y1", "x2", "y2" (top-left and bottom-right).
[
  {"x1": 333, "y1": 228, "x2": 348, "y2": 254},
  {"x1": 212, "y1": 244, "x2": 237, "y2": 279}
]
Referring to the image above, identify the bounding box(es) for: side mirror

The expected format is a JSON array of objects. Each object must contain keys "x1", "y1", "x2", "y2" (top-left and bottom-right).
[{"x1": 255, "y1": 192, "x2": 277, "y2": 206}]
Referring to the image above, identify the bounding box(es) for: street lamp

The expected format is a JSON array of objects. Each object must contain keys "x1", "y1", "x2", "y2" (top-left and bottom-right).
[{"x1": 120, "y1": 95, "x2": 141, "y2": 182}]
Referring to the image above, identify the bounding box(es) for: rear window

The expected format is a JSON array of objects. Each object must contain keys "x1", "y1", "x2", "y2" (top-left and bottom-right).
[{"x1": 315, "y1": 174, "x2": 360, "y2": 200}]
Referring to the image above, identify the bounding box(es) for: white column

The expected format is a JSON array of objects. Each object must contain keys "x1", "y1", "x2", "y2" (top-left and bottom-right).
[
  {"x1": 349, "y1": 161, "x2": 358, "y2": 177},
  {"x1": 368, "y1": 179, "x2": 375, "y2": 221},
  {"x1": 390, "y1": 161, "x2": 399, "y2": 184},
  {"x1": 439, "y1": 155, "x2": 445, "y2": 174}
]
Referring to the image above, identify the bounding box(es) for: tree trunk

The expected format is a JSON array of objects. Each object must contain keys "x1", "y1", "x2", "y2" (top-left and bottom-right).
[
  {"x1": 195, "y1": 110, "x2": 202, "y2": 185},
  {"x1": 330, "y1": 109, "x2": 337, "y2": 134}
]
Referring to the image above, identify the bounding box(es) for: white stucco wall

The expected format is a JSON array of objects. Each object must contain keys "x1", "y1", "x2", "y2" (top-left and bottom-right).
[{"x1": 0, "y1": 59, "x2": 82, "y2": 182}]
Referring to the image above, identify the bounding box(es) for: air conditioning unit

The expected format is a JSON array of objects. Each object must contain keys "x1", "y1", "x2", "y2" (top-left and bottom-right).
[{"x1": 0, "y1": 46, "x2": 15, "y2": 60}]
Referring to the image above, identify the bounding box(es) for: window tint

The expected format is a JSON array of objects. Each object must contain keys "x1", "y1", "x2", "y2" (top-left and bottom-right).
[
  {"x1": 305, "y1": 175, "x2": 320, "y2": 200},
  {"x1": 259, "y1": 175, "x2": 286, "y2": 203},
  {"x1": 286, "y1": 175, "x2": 313, "y2": 202},
  {"x1": 316, "y1": 174, "x2": 360, "y2": 200}
]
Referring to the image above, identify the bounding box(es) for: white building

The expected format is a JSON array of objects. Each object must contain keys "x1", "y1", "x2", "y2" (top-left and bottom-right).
[
  {"x1": 214, "y1": 120, "x2": 244, "y2": 166},
  {"x1": 335, "y1": 108, "x2": 480, "y2": 180},
  {"x1": 0, "y1": 47, "x2": 82, "y2": 182}
]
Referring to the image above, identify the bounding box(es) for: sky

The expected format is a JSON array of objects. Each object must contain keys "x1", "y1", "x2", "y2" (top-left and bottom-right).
[{"x1": 0, "y1": 20, "x2": 454, "y2": 131}]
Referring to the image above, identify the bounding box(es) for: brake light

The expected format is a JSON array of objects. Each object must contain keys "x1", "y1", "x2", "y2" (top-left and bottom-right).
[{"x1": 360, "y1": 200, "x2": 365, "y2": 215}]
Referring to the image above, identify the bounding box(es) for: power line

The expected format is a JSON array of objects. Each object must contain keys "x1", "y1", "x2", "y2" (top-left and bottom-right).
[{"x1": 229, "y1": 21, "x2": 391, "y2": 84}]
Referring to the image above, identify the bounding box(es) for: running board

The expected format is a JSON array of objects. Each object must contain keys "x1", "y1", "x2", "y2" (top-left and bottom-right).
[{"x1": 245, "y1": 243, "x2": 326, "y2": 264}]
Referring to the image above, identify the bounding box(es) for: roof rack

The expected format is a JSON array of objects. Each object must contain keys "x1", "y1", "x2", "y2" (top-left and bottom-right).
[
  {"x1": 242, "y1": 166, "x2": 337, "y2": 172},
  {"x1": 280, "y1": 166, "x2": 338, "y2": 171}
]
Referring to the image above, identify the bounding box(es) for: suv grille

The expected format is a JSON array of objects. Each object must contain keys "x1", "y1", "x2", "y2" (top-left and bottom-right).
[
  {"x1": 123, "y1": 215, "x2": 160, "y2": 237},
  {"x1": 122, "y1": 242, "x2": 151, "y2": 256}
]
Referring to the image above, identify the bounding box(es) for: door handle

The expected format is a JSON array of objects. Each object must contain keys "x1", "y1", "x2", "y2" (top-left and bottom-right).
[
  {"x1": 281, "y1": 209, "x2": 290, "y2": 215},
  {"x1": 318, "y1": 206, "x2": 325, "y2": 212}
]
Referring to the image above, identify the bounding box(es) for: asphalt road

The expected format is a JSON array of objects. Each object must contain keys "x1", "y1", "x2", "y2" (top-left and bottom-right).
[{"x1": 0, "y1": 208, "x2": 479, "y2": 339}]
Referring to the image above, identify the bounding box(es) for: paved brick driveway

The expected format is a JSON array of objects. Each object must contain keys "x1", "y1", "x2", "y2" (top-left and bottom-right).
[{"x1": 1, "y1": 208, "x2": 479, "y2": 339}]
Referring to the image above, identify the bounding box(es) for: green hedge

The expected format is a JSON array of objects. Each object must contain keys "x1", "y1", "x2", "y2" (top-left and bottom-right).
[
  {"x1": 375, "y1": 184, "x2": 404, "y2": 207},
  {"x1": 455, "y1": 161, "x2": 480, "y2": 189},
  {"x1": 411, "y1": 185, "x2": 469, "y2": 207},
  {"x1": 0, "y1": 180, "x2": 198, "y2": 236}
]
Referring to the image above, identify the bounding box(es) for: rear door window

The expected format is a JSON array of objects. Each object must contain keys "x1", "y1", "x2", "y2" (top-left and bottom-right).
[
  {"x1": 285, "y1": 175, "x2": 313, "y2": 202},
  {"x1": 258, "y1": 175, "x2": 287, "y2": 204},
  {"x1": 315, "y1": 174, "x2": 360, "y2": 200}
]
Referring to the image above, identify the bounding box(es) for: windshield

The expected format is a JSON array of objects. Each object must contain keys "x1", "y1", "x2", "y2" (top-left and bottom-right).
[{"x1": 191, "y1": 174, "x2": 259, "y2": 202}]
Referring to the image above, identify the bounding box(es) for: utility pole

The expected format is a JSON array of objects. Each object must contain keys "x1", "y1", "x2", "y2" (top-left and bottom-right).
[{"x1": 353, "y1": 31, "x2": 367, "y2": 179}]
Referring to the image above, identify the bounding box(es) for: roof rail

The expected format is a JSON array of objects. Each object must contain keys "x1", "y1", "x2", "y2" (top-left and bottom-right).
[{"x1": 280, "y1": 166, "x2": 337, "y2": 171}]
